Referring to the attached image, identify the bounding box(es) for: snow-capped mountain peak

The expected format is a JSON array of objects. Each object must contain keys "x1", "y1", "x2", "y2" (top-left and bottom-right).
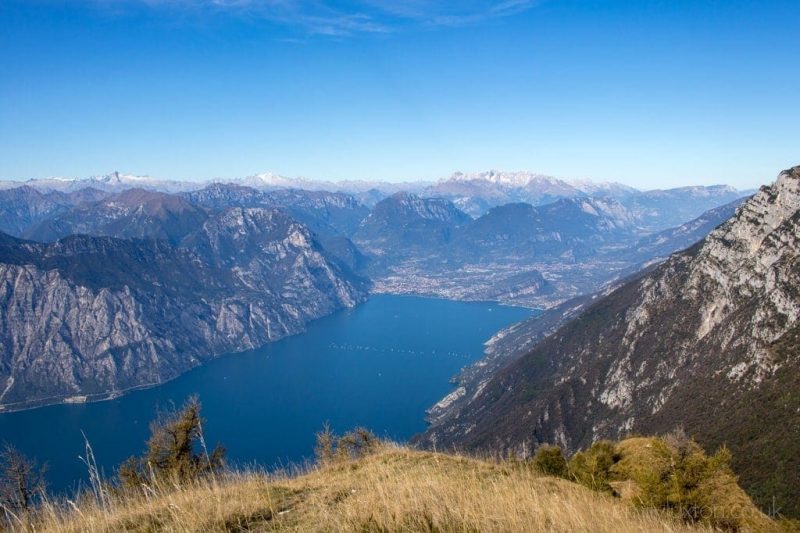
[{"x1": 446, "y1": 170, "x2": 566, "y2": 188}]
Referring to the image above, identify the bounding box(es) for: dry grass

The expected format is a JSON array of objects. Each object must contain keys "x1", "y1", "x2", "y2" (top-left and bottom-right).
[{"x1": 17, "y1": 444, "x2": 718, "y2": 533}]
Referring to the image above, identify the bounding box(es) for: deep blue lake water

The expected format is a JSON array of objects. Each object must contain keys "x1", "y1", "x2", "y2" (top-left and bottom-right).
[{"x1": 0, "y1": 295, "x2": 532, "y2": 494}]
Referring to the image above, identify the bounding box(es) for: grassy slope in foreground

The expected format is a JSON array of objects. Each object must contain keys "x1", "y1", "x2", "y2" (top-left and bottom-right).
[{"x1": 28, "y1": 446, "x2": 768, "y2": 533}]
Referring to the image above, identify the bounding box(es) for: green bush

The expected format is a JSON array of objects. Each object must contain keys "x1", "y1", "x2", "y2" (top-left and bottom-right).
[
  {"x1": 568, "y1": 440, "x2": 619, "y2": 493},
  {"x1": 531, "y1": 444, "x2": 568, "y2": 478},
  {"x1": 625, "y1": 436, "x2": 732, "y2": 522},
  {"x1": 611, "y1": 433, "x2": 762, "y2": 530},
  {"x1": 566, "y1": 432, "x2": 775, "y2": 531}
]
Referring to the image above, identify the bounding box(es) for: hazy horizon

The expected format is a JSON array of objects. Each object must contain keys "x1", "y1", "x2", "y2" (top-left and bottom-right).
[{"x1": 0, "y1": 167, "x2": 768, "y2": 191}]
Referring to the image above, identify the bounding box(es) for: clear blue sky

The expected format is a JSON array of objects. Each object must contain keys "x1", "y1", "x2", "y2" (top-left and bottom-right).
[{"x1": 1, "y1": 0, "x2": 798, "y2": 189}]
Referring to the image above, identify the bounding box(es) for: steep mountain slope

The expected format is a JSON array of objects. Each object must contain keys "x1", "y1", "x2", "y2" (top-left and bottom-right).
[
  {"x1": 183, "y1": 207, "x2": 368, "y2": 298},
  {"x1": 353, "y1": 192, "x2": 471, "y2": 256},
  {"x1": 417, "y1": 166, "x2": 800, "y2": 516},
  {"x1": 185, "y1": 184, "x2": 370, "y2": 270},
  {"x1": 262, "y1": 188, "x2": 369, "y2": 237},
  {"x1": 185, "y1": 184, "x2": 369, "y2": 238},
  {"x1": 0, "y1": 213, "x2": 367, "y2": 411},
  {"x1": 432, "y1": 200, "x2": 747, "y2": 422},
  {"x1": 452, "y1": 197, "x2": 636, "y2": 262},
  {"x1": 26, "y1": 188, "x2": 209, "y2": 244},
  {"x1": 0, "y1": 186, "x2": 109, "y2": 237}
]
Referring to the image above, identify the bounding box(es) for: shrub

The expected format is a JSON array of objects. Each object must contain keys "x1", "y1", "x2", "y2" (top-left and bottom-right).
[
  {"x1": 629, "y1": 435, "x2": 732, "y2": 521},
  {"x1": 315, "y1": 425, "x2": 380, "y2": 465},
  {"x1": 531, "y1": 444, "x2": 568, "y2": 478},
  {"x1": 568, "y1": 440, "x2": 619, "y2": 493},
  {"x1": 610, "y1": 433, "x2": 769, "y2": 530},
  {"x1": 560, "y1": 432, "x2": 776, "y2": 531},
  {"x1": 117, "y1": 396, "x2": 224, "y2": 490}
]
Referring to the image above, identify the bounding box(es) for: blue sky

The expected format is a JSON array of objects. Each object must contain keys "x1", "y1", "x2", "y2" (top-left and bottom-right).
[{"x1": 1, "y1": 0, "x2": 798, "y2": 189}]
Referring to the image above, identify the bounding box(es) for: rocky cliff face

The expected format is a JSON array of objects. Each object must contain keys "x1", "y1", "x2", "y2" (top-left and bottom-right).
[
  {"x1": 0, "y1": 210, "x2": 368, "y2": 411},
  {"x1": 417, "y1": 166, "x2": 800, "y2": 516},
  {"x1": 184, "y1": 207, "x2": 368, "y2": 303}
]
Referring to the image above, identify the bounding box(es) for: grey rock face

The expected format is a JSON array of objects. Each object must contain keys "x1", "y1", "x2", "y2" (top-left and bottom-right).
[{"x1": 0, "y1": 209, "x2": 367, "y2": 411}]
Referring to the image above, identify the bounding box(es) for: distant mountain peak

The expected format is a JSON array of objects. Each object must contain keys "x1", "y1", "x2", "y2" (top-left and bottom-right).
[
  {"x1": 446, "y1": 170, "x2": 563, "y2": 187},
  {"x1": 376, "y1": 191, "x2": 470, "y2": 223},
  {"x1": 442, "y1": 170, "x2": 637, "y2": 195}
]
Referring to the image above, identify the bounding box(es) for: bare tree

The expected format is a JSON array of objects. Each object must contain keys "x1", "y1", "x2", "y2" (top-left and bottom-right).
[{"x1": 0, "y1": 444, "x2": 47, "y2": 515}]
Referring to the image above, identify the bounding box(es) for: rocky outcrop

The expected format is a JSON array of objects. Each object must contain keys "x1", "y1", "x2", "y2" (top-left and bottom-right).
[
  {"x1": 417, "y1": 166, "x2": 800, "y2": 516},
  {"x1": 0, "y1": 209, "x2": 368, "y2": 412}
]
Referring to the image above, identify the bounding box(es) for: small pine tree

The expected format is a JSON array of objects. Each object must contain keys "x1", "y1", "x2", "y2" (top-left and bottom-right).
[
  {"x1": 117, "y1": 396, "x2": 224, "y2": 490},
  {"x1": 314, "y1": 423, "x2": 336, "y2": 464}
]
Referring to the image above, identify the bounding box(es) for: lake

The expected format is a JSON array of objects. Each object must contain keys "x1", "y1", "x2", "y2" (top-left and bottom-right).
[{"x1": 0, "y1": 295, "x2": 533, "y2": 494}]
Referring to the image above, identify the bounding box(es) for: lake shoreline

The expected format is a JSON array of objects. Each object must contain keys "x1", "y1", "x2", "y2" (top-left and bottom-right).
[
  {"x1": 0, "y1": 293, "x2": 537, "y2": 415},
  {"x1": 0, "y1": 295, "x2": 532, "y2": 493}
]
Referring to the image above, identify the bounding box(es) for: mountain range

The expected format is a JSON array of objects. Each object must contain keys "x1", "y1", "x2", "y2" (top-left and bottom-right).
[
  {"x1": 0, "y1": 170, "x2": 750, "y2": 411},
  {"x1": 359, "y1": 191, "x2": 746, "y2": 307},
  {"x1": 2, "y1": 169, "x2": 745, "y2": 216}
]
